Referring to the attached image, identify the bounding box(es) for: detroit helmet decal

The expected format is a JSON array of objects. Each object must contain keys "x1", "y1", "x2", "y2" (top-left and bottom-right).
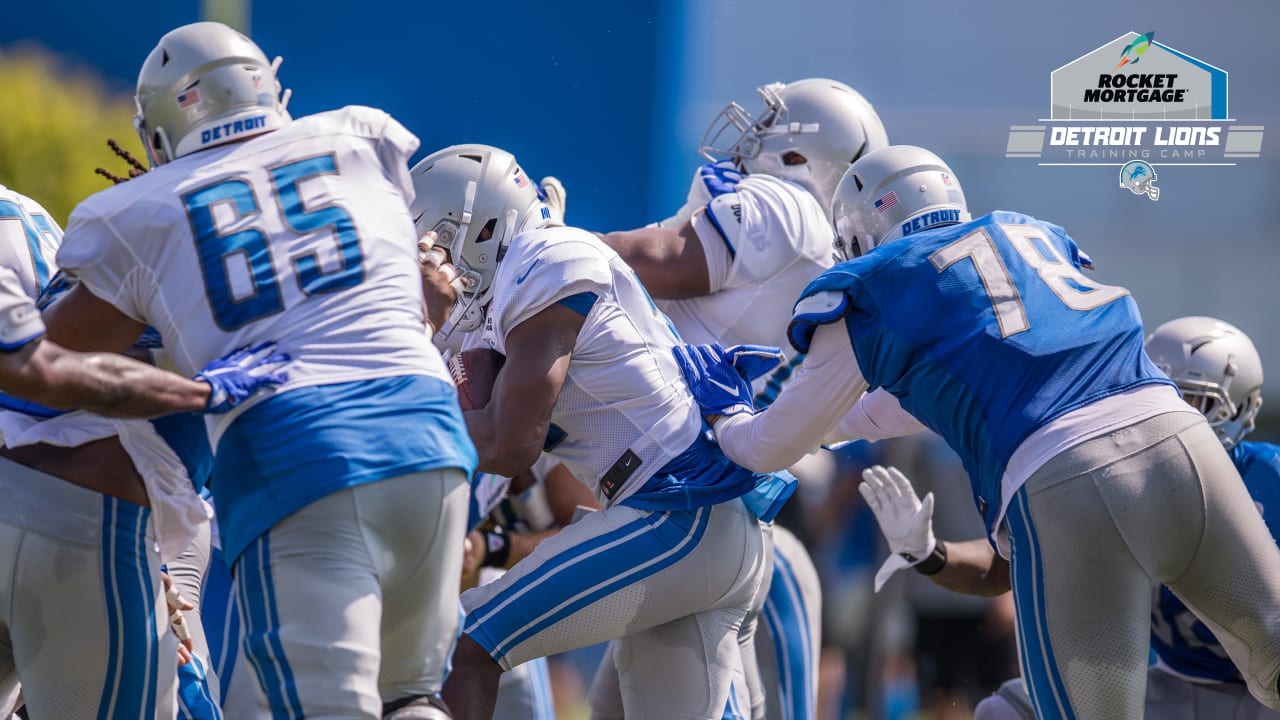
[{"x1": 1119, "y1": 160, "x2": 1160, "y2": 201}]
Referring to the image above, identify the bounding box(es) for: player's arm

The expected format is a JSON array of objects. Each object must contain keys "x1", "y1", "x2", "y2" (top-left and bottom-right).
[
  {"x1": 42, "y1": 282, "x2": 147, "y2": 353},
  {"x1": 0, "y1": 337, "x2": 215, "y2": 417},
  {"x1": 465, "y1": 304, "x2": 585, "y2": 477},
  {"x1": 929, "y1": 539, "x2": 1010, "y2": 597},
  {"x1": 860, "y1": 464, "x2": 1010, "y2": 596},
  {"x1": 600, "y1": 218, "x2": 711, "y2": 300},
  {"x1": 710, "y1": 321, "x2": 870, "y2": 473}
]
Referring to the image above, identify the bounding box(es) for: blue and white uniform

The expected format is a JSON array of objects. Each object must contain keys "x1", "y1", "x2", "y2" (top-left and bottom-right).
[
  {"x1": 596, "y1": 166, "x2": 828, "y2": 720},
  {"x1": 710, "y1": 211, "x2": 1280, "y2": 718},
  {"x1": 0, "y1": 188, "x2": 196, "y2": 720},
  {"x1": 459, "y1": 226, "x2": 776, "y2": 719},
  {"x1": 977, "y1": 441, "x2": 1280, "y2": 720},
  {"x1": 55, "y1": 106, "x2": 477, "y2": 717}
]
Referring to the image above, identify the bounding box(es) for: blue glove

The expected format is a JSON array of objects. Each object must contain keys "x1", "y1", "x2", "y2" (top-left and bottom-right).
[
  {"x1": 723, "y1": 344, "x2": 785, "y2": 384},
  {"x1": 697, "y1": 161, "x2": 744, "y2": 198},
  {"x1": 672, "y1": 343, "x2": 756, "y2": 417},
  {"x1": 36, "y1": 271, "x2": 78, "y2": 311},
  {"x1": 195, "y1": 342, "x2": 290, "y2": 414}
]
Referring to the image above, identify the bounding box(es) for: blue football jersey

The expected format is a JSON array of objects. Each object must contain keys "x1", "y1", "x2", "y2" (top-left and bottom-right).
[
  {"x1": 1150, "y1": 440, "x2": 1280, "y2": 683},
  {"x1": 788, "y1": 210, "x2": 1171, "y2": 533}
]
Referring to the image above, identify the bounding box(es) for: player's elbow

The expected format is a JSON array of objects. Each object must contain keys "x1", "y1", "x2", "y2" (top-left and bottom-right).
[{"x1": 478, "y1": 441, "x2": 541, "y2": 479}]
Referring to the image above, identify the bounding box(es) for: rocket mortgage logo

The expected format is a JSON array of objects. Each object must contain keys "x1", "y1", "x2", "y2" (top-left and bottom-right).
[{"x1": 1005, "y1": 32, "x2": 1265, "y2": 201}]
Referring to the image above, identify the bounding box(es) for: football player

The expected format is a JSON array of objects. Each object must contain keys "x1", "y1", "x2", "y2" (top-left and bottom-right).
[
  {"x1": 0, "y1": 187, "x2": 286, "y2": 719},
  {"x1": 585, "y1": 78, "x2": 884, "y2": 720},
  {"x1": 42, "y1": 22, "x2": 475, "y2": 719},
  {"x1": 675, "y1": 145, "x2": 1280, "y2": 719},
  {"x1": 963, "y1": 316, "x2": 1280, "y2": 720},
  {"x1": 411, "y1": 143, "x2": 787, "y2": 720}
]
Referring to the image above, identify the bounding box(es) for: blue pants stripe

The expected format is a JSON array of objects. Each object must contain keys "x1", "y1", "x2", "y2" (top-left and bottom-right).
[
  {"x1": 722, "y1": 680, "x2": 745, "y2": 720},
  {"x1": 527, "y1": 657, "x2": 555, "y2": 720},
  {"x1": 97, "y1": 498, "x2": 160, "y2": 720},
  {"x1": 763, "y1": 552, "x2": 815, "y2": 720},
  {"x1": 471, "y1": 507, "x2": 711, "y2": 662},
  {"x1": 1009, "y1": 490, "x2": 1075, "y2": 720},
  {"x1": 467, "y1": 513, "x2": 655, "y2": 627},
  {"x1": 177, "y1": 655, "x2": 224, "y2": 720},
  {"x1": 238, "y1": 535, "x2": 305, "y2": 719}
]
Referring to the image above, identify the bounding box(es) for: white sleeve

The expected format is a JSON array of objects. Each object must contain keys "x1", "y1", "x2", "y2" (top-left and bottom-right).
[
  {"x1": 831, "y1": 388, "x2": 926, "y2": 443},
  {"x1": 0, "y1": 268, "x2": 44, "y2": 350},
  {"x1": 55, "y1": 207, "x2": 150, "y2": 322},
  {"x1": 711, "y1": 320, "x2": 868, "y2": 473},
  {"x1": 689, "y1": 204, "x2": 735, "y2": 293},
  {"x1": 493, "y1": 241, "x2": 612, "y2": 341},
  {"x1": 367, "y1": 109, "x2": 420, "y2": 204}
]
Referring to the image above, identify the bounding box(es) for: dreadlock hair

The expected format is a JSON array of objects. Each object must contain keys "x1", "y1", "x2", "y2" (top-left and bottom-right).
[{"x1": 94, "y1": 138, "x2": 149, "y2": 185}]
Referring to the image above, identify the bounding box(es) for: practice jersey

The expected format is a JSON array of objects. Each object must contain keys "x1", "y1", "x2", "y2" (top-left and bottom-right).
[
  {"x1": 787, "y1": 210, "x2": 1172, "y2": 534},
  {"x1": 55, "y1": 106, "x2": 475, "y2": 563},
  {"x1": 56, "y1": 105, "x2": 451, "y2": 433},
  {"x1": 657, "y1": 174, "x2": 833, "y2": 407},
  {"x1": 1151, "y1": 440, "x2": 1280, "y2": 684},
  {"x1": 0, "y1": 185, "x2": 61, "y2": 299},
  {"x1": 0, "y1": 267, "x2": 45, "y2": 350},
  {"x1": 471, "y1": 226, "x2": 702, "y2": 507}
]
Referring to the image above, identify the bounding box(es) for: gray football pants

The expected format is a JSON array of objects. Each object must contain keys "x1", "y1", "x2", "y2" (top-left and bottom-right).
[
  {"x1": 234, "y1": 468, "x2": 469, "y2": 719},
  {"x1": 975, "y1": 669, "x2": 1280, "y2": 720},
  {"x1": 1007, "y1": 411, "x2": 1280, "y2": 720}
]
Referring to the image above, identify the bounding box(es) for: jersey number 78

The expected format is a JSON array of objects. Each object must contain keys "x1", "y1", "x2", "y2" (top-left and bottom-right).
[{"x1": 928, "y1": 223, "x2": 1128, "y2": 338}]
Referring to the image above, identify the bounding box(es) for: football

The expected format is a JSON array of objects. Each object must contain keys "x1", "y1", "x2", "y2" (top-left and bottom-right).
[{"x1": 448, "y1": 348, "x2": 507, "y2": 411}]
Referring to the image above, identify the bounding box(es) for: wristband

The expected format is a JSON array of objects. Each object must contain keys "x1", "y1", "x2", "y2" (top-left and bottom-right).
[
  {"x1": 911, "y1": 542, "x2": 948, "y2": 576},
  {"x1": 481, "y1": 527, "x2": 511, "y2": 568}
]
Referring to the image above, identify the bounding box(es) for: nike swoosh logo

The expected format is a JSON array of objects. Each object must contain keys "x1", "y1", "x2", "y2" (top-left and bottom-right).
[
  {"x1": 707, "y1": 377, "x2": 742, "y2": 397},
  {"x1": 516, "y1": 260, "x2": 540, "y2": 284}
]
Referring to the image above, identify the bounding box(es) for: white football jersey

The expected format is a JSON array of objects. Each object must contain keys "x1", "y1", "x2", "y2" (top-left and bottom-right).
[
  {"x1": 0, "y1": 185, "x2": 61, "y2": 300},
  {"x1": 471, "y1": 227, "x2": 702, "y2": 508},
  {"x1": 655, "y1": 174, "x2": 834, "y2": 401},
  {"x1": 56, "y1": 106, "x2": 448, "y2": 440},
  {"x1": 0, "y1": 266, "x2": 45, "y2": 349}
]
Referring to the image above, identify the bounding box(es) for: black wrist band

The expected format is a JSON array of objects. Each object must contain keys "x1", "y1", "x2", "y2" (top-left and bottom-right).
[
  {"x1": 481, "y1": 527, "x2": 511, "y2": 568},
  {"x1": 912, "y1": 542, "x2": 948, "y2": 575}
]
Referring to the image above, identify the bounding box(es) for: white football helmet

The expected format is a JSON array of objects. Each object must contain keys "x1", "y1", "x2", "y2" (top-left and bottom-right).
[
  {"x1": 409, "y1": 144, "x2": 551, "y2": 336},
  {"x1": 1144, "y1": 316, "x2": 1263, "y2": 449},
  {"x1": 829, "y1": 145, "x2": 970, "y2": 261},
  {"x1": 134, "y1": 22, "x2": 291, "y2": 167},
  {"x1": 700, "y1": 78, "x2": 889, "y2": 209}
]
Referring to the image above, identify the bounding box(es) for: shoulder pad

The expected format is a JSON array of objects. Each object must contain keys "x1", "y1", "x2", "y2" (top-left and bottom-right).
[{"x1": 787, "y1": 290, "x2": 849, "y2": 354}]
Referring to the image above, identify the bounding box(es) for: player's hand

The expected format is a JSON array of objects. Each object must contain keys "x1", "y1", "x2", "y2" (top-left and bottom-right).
[
  {"x1": 723, "y1": 344, "x2": 785, "y2": 384},
  {"x1": 672, "y1": 343, "x2": 756, "y2": 418},
  {"x1": 539, "y1": 176, "x2": 567, "y2": 225},
  {"x1": 419, "y1": 231, "x2": 463, "y2": 331},
  {"x1": 656, "y1": 161, "x2": 743, "y2": 228},
  {"x1": 461, "y1": 530, "x2": 486, "y2": 591},
  {"x1": 196, "y1": 343, "x2": 290, "y2": 414},
  {"x1": 859, "y1": 465, "x2": 937, "y2": 592},
  {"x1": 162, "y1": 571, "x2": 195, "y2": 666}
]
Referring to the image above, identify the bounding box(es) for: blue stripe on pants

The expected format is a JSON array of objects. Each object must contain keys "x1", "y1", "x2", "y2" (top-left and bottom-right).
[
  {"x1": 467, "y1": 507, "x2": 711, "y2": 663},
  {"x1": 177, "y1": 654, "x2": 223, "y2": 720},
  {"x1": 237, "y1": 534, "x2": 305, "y2": 719},
  {"x1": 762, "y1": 553, "x2": 815, "y2": 720},
  {"x1": 527, "y1": 657, "x2": 555, "y2": 720},
  {"x1": 97, "y1": 497, "x2": 160, "y2": 720},
  {"x1": 1008, "y1": 489, "x2": 1075, "y2": 720}
]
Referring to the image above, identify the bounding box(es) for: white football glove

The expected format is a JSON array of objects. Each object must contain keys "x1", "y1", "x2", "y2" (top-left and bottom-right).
[
  {"x1": 539, "y1": 176, "x2": 567, "y2": 225},
  {"x1": 859, "y1": 465, "x2": 937, "y2": 593}
]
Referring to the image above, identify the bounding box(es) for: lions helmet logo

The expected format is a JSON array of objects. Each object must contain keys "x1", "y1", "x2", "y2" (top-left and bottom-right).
[{"x1": 1119, "y1": 160, "x2": 1160, "y2": 201}]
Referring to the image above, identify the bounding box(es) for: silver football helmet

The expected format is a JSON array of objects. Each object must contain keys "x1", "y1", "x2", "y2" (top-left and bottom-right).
[
  {"x1": 1144, "y1": 316, "x2": 1263, "y2": 449},
  {"x1": 134, "y1": 22, "x2": 291, "y2": 167},
  {"x1": 829, "y1": 145, "x2": 970, "y2": 261},
  {"x1": 409, "y1": 144, "x2": 551, "y2": 336},
  {"x1": 700, "y1": 78, "x2": 889, "y2": 209}
]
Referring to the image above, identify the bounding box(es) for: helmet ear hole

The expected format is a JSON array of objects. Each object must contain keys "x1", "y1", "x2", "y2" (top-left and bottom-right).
[{"x1": 478, "y1": 217, "x2": 497, "y2": 243}]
